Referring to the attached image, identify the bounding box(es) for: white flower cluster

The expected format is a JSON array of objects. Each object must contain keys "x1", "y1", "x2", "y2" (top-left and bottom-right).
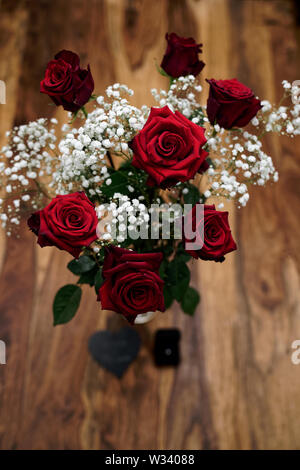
[
  {"x1": 205, "y1": 129, "x2": 278, "y2": 207},
  {"x1": 203, "y1": 80, "x2": 300, "y2": 207},
  {"x1": 95, "y1": 193, "x2": 150, "y2": 244},
  {"x1": 52, "y1": 84, "x2": 149, "y2": 197},
  {"x1": 0, "y1": 118, "x2": 57, "y2": 233},
  {"x1": 3, "y1": 75, "x2": 298, "y2": 234},
  {"x1": 251, "y1": 81, "x2": 300, "y2": 136},
  {"x1": 151, "y1": 75, "x2": 205, "y2": 120}
]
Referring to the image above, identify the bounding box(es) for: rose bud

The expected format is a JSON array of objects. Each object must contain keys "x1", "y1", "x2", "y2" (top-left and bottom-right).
[
  {"x1": 129, "y1": 106, "x2": 208, "y2": 188},
  {"x1": 161, "y1": 33, "x2": 205, "y2": 78},
  {"x1": 98, "y1": 246, "x2": 165, "y2": 324},
  {"x1": 182, "y1": 204, "x2": 237, "y2": 262},
  {"x1": 27, "y1": 192, "x2": 98, "y2": 258},
  {"x1": 40, "y1": 50, "x2": 94, "y2": 113},
  {"x1": 206, "y1": 78, "x2": 262, "y2": 129}
]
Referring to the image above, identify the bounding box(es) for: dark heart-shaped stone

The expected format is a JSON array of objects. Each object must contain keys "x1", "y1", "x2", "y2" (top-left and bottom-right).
[{"x1": 88, "y1": 327, "x2": 141, "y2": 378}]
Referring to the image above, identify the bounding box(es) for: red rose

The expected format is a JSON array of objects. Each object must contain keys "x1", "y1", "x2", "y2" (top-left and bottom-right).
[
  {"x1": 130, "y1": 106, "x2": 208, "y2": 188},
  {"x1": 206, "y1": 78, "x2": 261, "y2": 129},
  {"x1": 98, "y1": 246, "x2": 165, "y2": 324},
  {"x1": 27, "y1": 192, "x2": 98, "y2": 258},
  {"x1": 40, "y1": 50, "x2": 94, "y2": 113},
  {"x1": 182, "y1": 204, "x2": 237, "y2": 262},
  {"x1": 161, "y1": 33, "x2": 205, "y2": 78}
]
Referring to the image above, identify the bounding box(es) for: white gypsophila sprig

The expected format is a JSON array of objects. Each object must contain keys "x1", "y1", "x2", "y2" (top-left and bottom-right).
[
  {"x1": 0, "y1": 118, "x2": 58, "y2": 234},
  {"x1": 203, "y1": 81, "x2": 300, "y2": 207},
  {"x1": 204, "y1": 128, "x2": 278, "y2": 207},
  {"x1": 1, "y1": 74, "x2": 296, "y2": 233},
  {"x1": 52, "y1": 84, "x2": 149, "y2": 198},
  {"x1": 151, "y1": 75, "x2": 205, "y2": 121},
  {"x1": 250, "y1": 81, "x2": 300, "y2": 136}
]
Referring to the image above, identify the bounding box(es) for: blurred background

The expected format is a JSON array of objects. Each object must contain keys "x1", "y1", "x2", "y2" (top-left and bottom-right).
[{"x1": 0, "y1": 0, "x2": 300, "y2": 450}]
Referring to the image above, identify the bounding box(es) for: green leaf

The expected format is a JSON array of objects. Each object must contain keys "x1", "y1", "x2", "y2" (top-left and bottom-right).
[
  {"x1": 97, "y1": 246, "x2": 106, "y2": 262},
  {"x1": 167, "y1": 259, "x2": 190, "y2": 302},
  {"x1": 176, "y1": 242, "x2": 192, "y2": 263},
  {"x1": 159, "y1": 258, "x2": 168, "y2": 279},
  {"x1": 88, "y1": 94, "x2": 97, "y2": 102},
  {"x1": 94, "y1": 268, "x2": 104, "y2": 294},
  {"x1": 120, "y1": 238, "x2": 133, "y2": 248},
  {"x1": 81, "y1": 106, "x2": 88, "y2": 118},
  {"x1": 181, "y1": 287, "x2": 200, "y2": 316},
  {"x1": 68, "y1": 255, "x2": 96, "y2": 275},
  {"x1": 53, "y1": 284, "x2": 82, "y2": 325},
  {"x1": 205, "y1": 156, "x2": 216, "y2": 169},
  {"x1": 100, "y1": 171, "x2": 131, "y2": 198},
  {"x1": 119, "y1": 160, "x2": 133, "y2": 171},
  {"x1": 163, "y1": 243, "x2": 174, "y2": 257},
  {"x1": 69, "y1": 109, "x2": 80, "y2": 124},
  {"x1": 163, "y1": 285, "x2": 174, "y2": 309},
  {"x1": 183, "y1": 184, "x2": 201, "y2": 206},
  {"x1": 155, "y1": 61, "x2": 171, "y2": 78},
  {"x1": 78, "y1": 267, "x2": 98, "y2": 286},
  {"x1": 176, "y1": 251, "x2": 191, "y2": 263}
]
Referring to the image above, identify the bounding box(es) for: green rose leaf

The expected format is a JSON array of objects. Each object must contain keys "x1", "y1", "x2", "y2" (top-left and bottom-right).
[
  {"x1": 100, "y1": 171, "x2": 130, "y2": 198},
  {"x1": 176, "y1": 251, "x2": 191, "y2": 263},
  {"x1": 67, "y1": 255, "x2": 96, "y2": 275},
  {"x1": 155, "y1": 62, "x2": 171, "y2": 78},
  {"x1": 53, "y1": 284, "x2": 82, "y2": 326},
  {"x1": 77, "y1": 267, "x2": 98, "y2": 286},
  {"x1": 94, "y1": 268, "x2": 104, "y2": 294},
  {"x1": 205, "y1": 156, "x2": 216, "y2": 169},
  {"x1": 176, "y1": 242, "x2": 192, "y2": 263},
  {"x1": 183, "y1": 184, "x2": 201, "y2": 206},
  {"x1": 167, "y1": 259, "x2": 190, "y2": 302},
  {"x1": 159, "y1": 258, "x2": 169, "y2": 280},
  {"x1": 181, "y1": 287, "x2": 200, "y2": 316},
  {"x1": 163, "y1": 285, "x2": 174, "y2": 310}
]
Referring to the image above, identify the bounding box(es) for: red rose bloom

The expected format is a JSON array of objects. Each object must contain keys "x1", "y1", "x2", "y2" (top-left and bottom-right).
[
  {"x1": 130, "y1": 106, "x2": 208, "y2": 188},
  {"x1": 27, "y1": 192, "x2": 98, "y2": 258},
  {"x1": 206, "y1": 78, "x2": 261, "y2": 129},
  {"x1": 161, "y1": 33, "x2": 205, "y2": 78},
  {"x1": 98, "y1": 246, "x2": 165, "y2": 324},
  {"x1": 182, "y1": 204, "x2": 237, "y2": 262},
  {"x1": 40, "y1": 50, "x2": 94, "y2": 112}
]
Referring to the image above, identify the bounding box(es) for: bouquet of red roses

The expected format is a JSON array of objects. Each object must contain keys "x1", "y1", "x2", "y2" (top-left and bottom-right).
[{"x1": 1, "y1": 33, "x2": 299, "y2": 325}]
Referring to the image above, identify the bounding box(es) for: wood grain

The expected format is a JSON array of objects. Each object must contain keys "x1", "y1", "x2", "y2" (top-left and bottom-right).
[{"x1": 0, "y1": 0, "x2": 299, "y2": 450}]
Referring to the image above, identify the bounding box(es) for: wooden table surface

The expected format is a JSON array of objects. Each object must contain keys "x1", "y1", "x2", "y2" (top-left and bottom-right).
[{"x1": 0, "y1": 0, "x2": 300, "y2": 450}]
